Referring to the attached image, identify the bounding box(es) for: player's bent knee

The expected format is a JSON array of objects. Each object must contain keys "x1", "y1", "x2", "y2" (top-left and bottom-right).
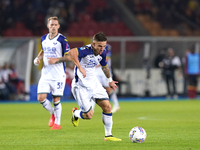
[
  {"x1": 103, "y1": 104, "x2": 111, "y2": 113},
  {"x1": 37, "y1": 95, "x2": 46, "y2": 102}
]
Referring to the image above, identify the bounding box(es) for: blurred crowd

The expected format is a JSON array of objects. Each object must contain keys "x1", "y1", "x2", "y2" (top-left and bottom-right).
[
  {"x1": 0, "y1": 62, "x2": 25, "y2": 100},
  {"x1": 1, "y1": 0, "x2": 200, "y2": 37},
  {"x1": 123, "y1": 0, "x2": 200, "y2": 36},
  {"x1": 0, "y1": 0, "x2": 89, "y2": 36},
  {"x1": 122, "y1": 0, "x2": 200, "y2": 36},
  {"x1": 0, "y1": 0, "x2": 119, "y2": 36}
]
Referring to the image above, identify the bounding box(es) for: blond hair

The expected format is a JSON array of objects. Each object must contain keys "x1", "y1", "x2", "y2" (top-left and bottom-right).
[{"x1": 47, "y1": 16, "x2": 59, "y2": 23}]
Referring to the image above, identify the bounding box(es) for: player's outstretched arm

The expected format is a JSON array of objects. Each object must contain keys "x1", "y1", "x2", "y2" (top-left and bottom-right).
[
  {"x1": 102, "y1": 65, "x2": 118, "y2": 90},
  {"x1": 68, "y1": 48, "x2": 86, "y2": 78},
  {"x1": 48, "y1": 54, "x2": 71, "y2": 64}
]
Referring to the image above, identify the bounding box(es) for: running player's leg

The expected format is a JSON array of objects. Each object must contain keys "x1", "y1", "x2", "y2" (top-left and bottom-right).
[
  {"x1": 38, "y1": 78, "x2": 53, "y2": 113},
  {"x1": 50, "y1": 79, "x2": 65, "y2": 129},
  {"x1": 50, "y1": 96, "x2": 62, "y2": 130},
  {"x1": 97, "y1": 99, "x2": 121, "y2": 141},
  {"x1": 71, "y1": 83, "x2": 93, "y2": 127},
  {"x1": 96, "y1": 100, "x2": 112, "y2": 136},
  {"x1": 38, "y1": 93, "x2": 54, "y2": 114},
  {"x1": 94, "y1": 80, "x2": 121, "y2": 141},
  {"x1": 37, "y1": 78, "x2": 55, "y2": 127},
  {"x1": 38, "y1": 93, "x2": 55, "y2": 127}
]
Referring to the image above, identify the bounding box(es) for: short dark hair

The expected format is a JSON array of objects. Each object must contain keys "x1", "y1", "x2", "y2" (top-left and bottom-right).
[{"x1": 93, "y1": 32, "x2": 107, "y2": 42}]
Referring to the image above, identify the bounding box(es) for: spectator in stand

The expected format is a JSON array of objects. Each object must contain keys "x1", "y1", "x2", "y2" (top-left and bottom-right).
[
  {"x1": 9, "y1": 64, "x2": 26, "y2": 100},
  {"x1": 0, "y1": 65, "x2": 10, "y2": 100},
  {"x1": 2, "y1": 62, "x2": 17, "y2": 98},
  {"x1": 184, "y1": 47, "x2": 200, "y2": 99},
  {"x1": 159, "y1": 48, "x2": 181, "y2": 99}
]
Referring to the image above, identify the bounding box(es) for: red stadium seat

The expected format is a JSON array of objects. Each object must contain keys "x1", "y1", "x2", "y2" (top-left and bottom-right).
[
  {"x1": 68, "y1": 30, "x2": 79, "y2": 36},
  {"x1": 23, "y1": 29, "x2": 34, "y2": 36},
  {"x1": 86, "y1": 29, "x2": 96, "y2": 36},
  {"x1": 42, "y1": 28, "x2": 49, "y2": 35},
  {"x1": 3, "y1": 28, "x2": 15, "y2": 37},
  {"x1": 69, "y1": 22, "x2": 79, "y2": 30},
  {"x1": 15, "y1": 22, "x2": 25, "y2": 29},
  {"x1": 12, "y1": 29, "x2": 33, "y2": 37},
  {"x1": 79, "y1": 13, "x2": 92, "y2": 22}
]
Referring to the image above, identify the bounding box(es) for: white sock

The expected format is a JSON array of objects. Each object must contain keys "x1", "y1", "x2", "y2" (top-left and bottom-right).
[
  {"x1": 54, "y1": 101, "x2": 62, "y2": 125},
  {"x1": 40, "y1": 99, "x2": 54, "y2": 114},
  {"x1": 102, "y1": 112, "x2": 113, "y2": 136},
  {"x1": 110, "y1": 92, "x2": 119, "y2": 107},
  {"x1": 74, "y1": 109, "x2": 83, "y2": 119}
]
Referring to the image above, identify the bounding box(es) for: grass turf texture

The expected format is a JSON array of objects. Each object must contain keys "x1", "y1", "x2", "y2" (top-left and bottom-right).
[{"x1": 0, "y1": 100, "x2": 199, "y2": 150}]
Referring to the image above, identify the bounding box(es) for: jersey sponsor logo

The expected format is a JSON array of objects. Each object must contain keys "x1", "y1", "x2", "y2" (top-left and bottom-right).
[
  {"x1": 52, "y1": 47, "x2": 56, "y2": 52},
  {"x1": 43, "y1": 47, "x2": 56, "y2": 52},
  {"x1": 43, "y1": 46, "x2": 57, "y2": 58},
  {"x1": 84, "y1": 59, "x2": 98, "y2": 68}
]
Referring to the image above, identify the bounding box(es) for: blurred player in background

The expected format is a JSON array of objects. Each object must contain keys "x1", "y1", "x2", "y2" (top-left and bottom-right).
[
  {"x1": 159, "y1": 48, "x2": 181, "y2": 99},
  {"x1": 48, "y1": 32, "x2": 121, "y2": 141},
  {"x1": 184, "y1": 47, "x2": 200, "y2": 99},
  {"x1": 92, "y1": 44, "x2": 120, "y2": 113},
  {"x1": 33, "y1": 16, "x2": 70, "y2": 130}
]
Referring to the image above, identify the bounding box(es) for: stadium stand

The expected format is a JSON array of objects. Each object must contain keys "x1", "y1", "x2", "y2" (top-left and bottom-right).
[
  {"x1": 123, "y1": 0, "x2": 200, "y2": 36},
  {"x1": 1, "y1": 0, "x2": 200, "y2": 37},
  {"x1": 0, "y1": 0, "x2": 133, "y2": 37}
]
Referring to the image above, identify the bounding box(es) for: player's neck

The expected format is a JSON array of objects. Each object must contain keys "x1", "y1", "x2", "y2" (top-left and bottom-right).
[
  {"x1": 49, "y1": 32, "x2": 58, "y2": 39},
  {"x1": 92, "y1": 46, "x2": 98, "y2": 56}
]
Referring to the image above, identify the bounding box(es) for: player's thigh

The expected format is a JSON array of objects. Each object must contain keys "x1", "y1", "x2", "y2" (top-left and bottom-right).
[
  {"x1": 38, "y1": 78, "x2": 51, "y2": 93},
  {"x1": 72, "y1": 85, "x2": 92, "y2": 113},
  {"x1": 94, "y1": 82, "x2": 111, "y2": 112},
  {"x1": 51, "y1": 78, "x2": 66, "y2": 96},
  {"x1": 93, "y1": 80, "x2": 109, "y2": 100}
]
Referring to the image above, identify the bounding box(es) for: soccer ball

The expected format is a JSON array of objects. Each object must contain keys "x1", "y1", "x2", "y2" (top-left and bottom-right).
[{"x1": 129, "y1": 126, "x2": 147, "y2": 143}]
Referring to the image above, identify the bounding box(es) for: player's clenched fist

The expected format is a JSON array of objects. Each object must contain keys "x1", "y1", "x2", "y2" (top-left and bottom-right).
[{"x1": 34, "y1": 57, "x2": 40, "y2": 66}]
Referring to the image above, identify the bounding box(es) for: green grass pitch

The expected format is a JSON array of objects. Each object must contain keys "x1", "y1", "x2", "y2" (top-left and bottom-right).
[{"x1": 0, "y1": 99, "x2": 200, "y2": 150}]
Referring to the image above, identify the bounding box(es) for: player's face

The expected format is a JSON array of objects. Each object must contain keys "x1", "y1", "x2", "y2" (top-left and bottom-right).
[
  {"x1": 92, "y1": 41, "x2": 107, "y2": 56},
  {"x1": 47, "y1": 20, "x2": 60, "y2": 34}
]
